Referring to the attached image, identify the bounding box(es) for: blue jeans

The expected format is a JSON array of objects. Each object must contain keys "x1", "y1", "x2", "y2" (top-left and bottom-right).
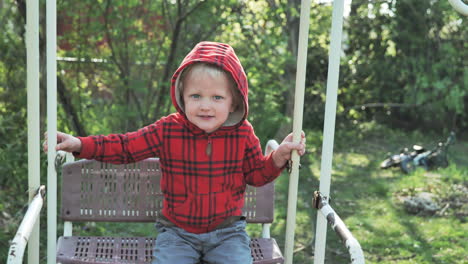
[{"x1": 152, "y1": 220, "x2": 252, "y2": 264}]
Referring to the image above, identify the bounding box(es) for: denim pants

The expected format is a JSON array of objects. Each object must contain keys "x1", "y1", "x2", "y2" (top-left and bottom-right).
[{"x1": 152, "y1": 220, "x2": 252, "y2": 264}]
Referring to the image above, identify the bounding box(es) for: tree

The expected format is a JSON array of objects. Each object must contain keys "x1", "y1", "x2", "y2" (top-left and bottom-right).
[
  {"x1": 344, "y1": 0, "x2": 467, "y2": 131},
  {"x1": 54, "y1": 0, "x2": 262, "y2": 135}
]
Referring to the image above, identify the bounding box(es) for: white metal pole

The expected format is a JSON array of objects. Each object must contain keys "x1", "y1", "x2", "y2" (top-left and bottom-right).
[
  {"x1": 314, "y1": 192, "x2": 365, "y2": 264},
  {"x1": 284, "y1": 1, "x2": 311, "y2": 263},
  {"x1": 448, "y1": 0, "x2": 468, "y2": 16},
  {"x1": 46, "y1": 0, "x2": 58, "y2": 263},
  {"x1": 314, "y1": 0, "x2": 345, "y2": 263},
  {"x1": 26, "y1": 0, "x2": 40, "y2": 262},
  {"x1": 7, "y1": 187, "x2": 46, "y2": 264}
]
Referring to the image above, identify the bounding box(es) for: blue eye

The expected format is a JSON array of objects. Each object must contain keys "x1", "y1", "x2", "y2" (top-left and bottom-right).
[
  {"x1": 190, "y1": 94, "x2": 200, "y2": 99},
  {"x1": 213, "y1": 96, "x2": 223, "y2": 100}
]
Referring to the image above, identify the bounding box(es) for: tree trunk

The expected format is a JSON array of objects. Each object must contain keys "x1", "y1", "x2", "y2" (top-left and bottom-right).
[{"x1": 57, "y1": 78, "x2": 88, "y2": 136}]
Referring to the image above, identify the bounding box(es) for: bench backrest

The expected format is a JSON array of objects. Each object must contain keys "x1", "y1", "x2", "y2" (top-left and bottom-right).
[{"x1": 60, "y1": 158, "x2": 275, "y2": 224}]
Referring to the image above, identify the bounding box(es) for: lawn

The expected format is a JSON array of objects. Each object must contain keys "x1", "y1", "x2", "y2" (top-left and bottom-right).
[
  {"x1": 266, "y1": 123, "x2": 468, "y2": 263},
  {"x1": 4, "y1": 123, "x2": 466, "y2": 263},
  {"x1": 88, "y1": 124, "x2": 466, "y2": 264}
]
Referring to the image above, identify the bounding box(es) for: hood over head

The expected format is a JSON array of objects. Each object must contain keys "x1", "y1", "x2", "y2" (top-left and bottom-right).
[{"x1": 171, "y1": 41, "x2": 248, "y2": 128}]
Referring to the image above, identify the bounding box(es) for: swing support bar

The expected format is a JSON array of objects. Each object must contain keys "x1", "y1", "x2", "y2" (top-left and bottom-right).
[
  {"x1": 26, "y1": 0, "x2": 41, "y2": 262},
  {"x1": 46, "y1": 0, "x2": 58, "y2": 263},
  {"x1": 284, "y1": 0, "x2": 311, "y2": 263},
  {"x1": 7, "y1": 186, "x2": 46, "y2": 264},
  {"x1": 448, "y1": 0, "x2": 468, "y2": 16},
  {"x1": 313, "y1": 192, "x2": 365, "y2": 264},
  {"x1": 314, "y1": 0, "x2": 345, "y2": 262}
]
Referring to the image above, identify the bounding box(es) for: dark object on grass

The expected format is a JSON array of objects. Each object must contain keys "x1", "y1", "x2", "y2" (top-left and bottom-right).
[
  {"x1": 380, "y1": 132, "x2": 455, "y2": 174},
  {"x1": 403, "y1": 192, "x2": 439, "y2": 215}
]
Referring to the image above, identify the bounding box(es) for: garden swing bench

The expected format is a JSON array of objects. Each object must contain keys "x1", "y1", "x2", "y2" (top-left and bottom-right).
[{"x1": 55, "y1": 142, "x2": 284, "y2": 264}]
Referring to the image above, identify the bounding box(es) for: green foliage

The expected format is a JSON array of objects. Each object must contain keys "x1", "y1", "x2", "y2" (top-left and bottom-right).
[
  {"x1": 343, "y1": 0, "x2": 467, "y2": 130},
  {"x1": 0, "y1": 0, "x2": 29, "y2": 212}
]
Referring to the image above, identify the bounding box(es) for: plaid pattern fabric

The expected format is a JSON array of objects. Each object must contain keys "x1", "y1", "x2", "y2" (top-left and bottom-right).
[{"x1": 76, "y1": 42, "x2": 283, "y2": 233}]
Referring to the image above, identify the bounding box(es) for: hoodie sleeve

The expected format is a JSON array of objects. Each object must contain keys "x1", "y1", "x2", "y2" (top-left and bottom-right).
[
  {"x1": 242, "y1": 126, "x2": 284, "y2": 186},
  {"x1": 75, "y1": 119, "x2": 164, "y2": 164}
]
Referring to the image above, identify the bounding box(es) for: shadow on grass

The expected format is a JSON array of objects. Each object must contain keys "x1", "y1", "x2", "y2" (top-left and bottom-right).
[{"x1": 324, "y1": 130, "x2": 467, "y2": 264}]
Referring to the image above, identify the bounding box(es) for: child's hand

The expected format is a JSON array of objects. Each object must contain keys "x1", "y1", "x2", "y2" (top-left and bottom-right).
[
  {"x1": 272, "y1": 131, "x2": 306, "y2": 168},
  {"x1": 43, "y1": 131, "x2": 82, "y2": 153}
]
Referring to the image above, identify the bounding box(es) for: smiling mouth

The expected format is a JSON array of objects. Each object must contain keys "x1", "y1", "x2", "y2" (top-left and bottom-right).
[{"x1": 198, "y1": 115, "x2": 214, "y2": 119}]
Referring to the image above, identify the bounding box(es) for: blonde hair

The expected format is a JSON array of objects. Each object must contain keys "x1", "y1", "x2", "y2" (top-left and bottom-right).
[{"x1": 178, "y1": 63, "x2": 242, "y2": 111}]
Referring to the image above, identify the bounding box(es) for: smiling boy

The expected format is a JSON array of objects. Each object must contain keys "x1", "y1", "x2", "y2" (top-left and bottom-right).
[
  {"x1": 44, "y1": 41, "x2": 305, "y2": 263},
  {"x1": 180, "y1": 63, "x2": 239, "y2": 135}
]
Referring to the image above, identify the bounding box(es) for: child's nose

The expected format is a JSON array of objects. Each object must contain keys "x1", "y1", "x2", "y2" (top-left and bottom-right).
[{"x1": 199, "y1": 98, "x2": 211, "y2": 110}]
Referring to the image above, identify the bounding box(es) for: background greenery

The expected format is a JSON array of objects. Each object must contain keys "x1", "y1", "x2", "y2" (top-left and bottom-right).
[{"x1": 1, "y1": 0, "x2": 466, "y2": 263}]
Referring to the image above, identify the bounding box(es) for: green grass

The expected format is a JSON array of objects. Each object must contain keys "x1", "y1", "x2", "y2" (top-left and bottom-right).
[
  {"x1": 3, "y1": 123, "x2": 466, "y2": 263},
  {"x1": 61, "y1": 123, "x2": 468, "y2": 263},
  {"x1": 265, "y1": 123, "x2": 468, "y2": 263}
]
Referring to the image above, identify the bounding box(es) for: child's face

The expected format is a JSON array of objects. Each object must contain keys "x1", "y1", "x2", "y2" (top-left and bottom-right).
[{"x1": 183, "y1": 72, "x2": 234, "y2": 133}]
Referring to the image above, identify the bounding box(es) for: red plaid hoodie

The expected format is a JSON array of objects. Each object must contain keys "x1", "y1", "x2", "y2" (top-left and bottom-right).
[{"x1": 76, "y1": 41, "x2": 284, "y2": 233}]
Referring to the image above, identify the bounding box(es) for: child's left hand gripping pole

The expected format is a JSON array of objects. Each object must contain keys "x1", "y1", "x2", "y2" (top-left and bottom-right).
[{"x1": 283, "y1": 1, "x2": 311, "y2": 263}]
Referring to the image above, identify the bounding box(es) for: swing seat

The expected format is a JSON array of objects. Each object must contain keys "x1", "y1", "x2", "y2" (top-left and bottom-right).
[{"x1": 56, "y1": 158, "x2": 284, "y2": 264}]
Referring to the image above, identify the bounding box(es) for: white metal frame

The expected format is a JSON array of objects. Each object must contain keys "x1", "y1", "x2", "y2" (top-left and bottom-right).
[
  {"x1": 283, "y1": 0, "x2": 311, "y2": 263},
  {"x1": 317, "y1": 203, "x2": 365, "y2": 264},
  {"x1": 448, "y1": 0, "x2": 468, "y2": 16},
  {"x1": 26, "y1": 0, "x2": 40, "y2": 262},
  {"x1": 46, "y1": 0, "x2": 58, "y2": 263},
  {"x1": 313, "y1": 192, "x2": 365, "y2": 264},
  {"x1": 7, "y1": 186, "x2": 46, "y2": 264},
  {"x1": 314, "y1": 0, "x2": 345, "y2": 263}
]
